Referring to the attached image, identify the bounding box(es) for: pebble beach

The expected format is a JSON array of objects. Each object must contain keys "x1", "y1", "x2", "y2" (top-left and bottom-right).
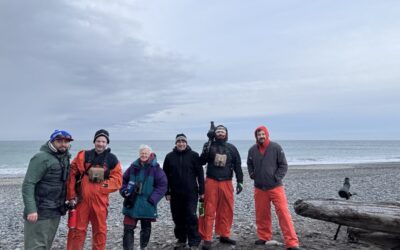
[{"x1": 1, "y1": 162, "x2": 400, "y2": 250}]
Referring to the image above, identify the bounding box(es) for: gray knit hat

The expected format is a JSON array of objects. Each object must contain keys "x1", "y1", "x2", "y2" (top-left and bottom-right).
[{"x1": 175, "y1": 133, "x2": 187, "y2": 143}]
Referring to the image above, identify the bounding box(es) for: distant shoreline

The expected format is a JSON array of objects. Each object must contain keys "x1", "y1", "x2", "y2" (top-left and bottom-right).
[
  {"x1": 3, "y1": 161, "x2": 400, "y2": 181},
  {"x1": 289, "y1": 161, "x2": 400, "y2": 170}
]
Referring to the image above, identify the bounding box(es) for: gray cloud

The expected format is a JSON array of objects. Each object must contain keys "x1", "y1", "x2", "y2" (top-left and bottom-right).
[
  {"x1": 1, "y1": 1, "x2": 400, "y2": 140},
  {"x1": 0, "y1": 1, "x2": 191, "y2": 139}
]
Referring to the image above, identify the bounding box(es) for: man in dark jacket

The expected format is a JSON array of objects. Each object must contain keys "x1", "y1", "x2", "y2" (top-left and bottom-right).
[
  {"x1": 22, "y1": 130, "x2": 73, "y2": 250},
  {"x1": 199, "y1": 125, "x2": 243, "y2": 250},
  {"x1": 247, "y1": 125, "x2": 300, "y2": 250},
  {"x1": 163, "y1": 134, "x2": 205, "y2": 250}
]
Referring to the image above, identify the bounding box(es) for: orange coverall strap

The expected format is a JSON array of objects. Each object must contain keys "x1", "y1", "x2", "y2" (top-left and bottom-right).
[{"x1": 66, "y1": 150, "x2": 86, "y2": 200}]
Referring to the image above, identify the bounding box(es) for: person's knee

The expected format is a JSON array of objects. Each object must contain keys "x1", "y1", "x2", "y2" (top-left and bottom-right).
[
  {"x1": 124, "y1": 224, "x2": 136, "y2": 231},
  {"x1": 69, "y1": 228, "x2": 86, "y2": 238},
  {"x1": 142, "y1": 224, "x2": 151, "y2": 233}
]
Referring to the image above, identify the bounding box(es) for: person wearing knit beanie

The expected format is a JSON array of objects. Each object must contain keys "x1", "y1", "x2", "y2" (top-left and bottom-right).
[
  {"x1": 175, "y1": 133, "x2": 187, "y2": 143},
  {"x1": 66, "y1": 129, "x2": 122, "y2": 250},
  {"x1": 163, "y1": 133, "x2": 204, "y2": 249},
  {"x1": 199, "y1": 123, "x2": 243, "y2": 249},
  {"x1": 93, "y1": 129, "x2": 110, "y2": 144}
]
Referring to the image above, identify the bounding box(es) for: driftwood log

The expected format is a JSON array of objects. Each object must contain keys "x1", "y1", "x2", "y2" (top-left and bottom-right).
[
  {"x1": 347, "y1": 228, "x2": 400, "y2": 249},
  {"x1": 294, "y1": 199, "x2": 400, "y2": 234}
]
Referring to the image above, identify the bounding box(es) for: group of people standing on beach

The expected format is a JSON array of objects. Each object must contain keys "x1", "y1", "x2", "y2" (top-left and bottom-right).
[{"x1": 21, "y1": 124, "x2": 301, "y2": 250}]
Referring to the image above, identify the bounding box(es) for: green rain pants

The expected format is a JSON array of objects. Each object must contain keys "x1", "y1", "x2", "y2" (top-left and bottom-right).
[{"x1": 24, "y1": 217, "x2": 60, "y2": 250}]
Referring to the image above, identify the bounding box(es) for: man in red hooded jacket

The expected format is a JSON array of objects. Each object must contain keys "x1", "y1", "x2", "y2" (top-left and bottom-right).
[{"x1": 247, "y1": 126, "x2": 300, "y2": 250}]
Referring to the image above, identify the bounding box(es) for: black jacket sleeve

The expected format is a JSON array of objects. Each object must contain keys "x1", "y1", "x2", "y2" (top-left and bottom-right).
[
  {"x1": 193, "y1": 152, "x2": 205, "y2": 195},
  {"x1": 247, "y1": 147, "x2": 255, "y2": 179},
  {"x1": 199, "y1": 141, "x2": 211, "y2": 165},
  {"x1": 274, "y1": 145, "x2": 288, "y2": 182},
  {"x1": 229, "y1": 144, "x2": 243, "y2": 183},
  {"x1": 162, "y1": 154, "x2": 172, "y2": 196}
]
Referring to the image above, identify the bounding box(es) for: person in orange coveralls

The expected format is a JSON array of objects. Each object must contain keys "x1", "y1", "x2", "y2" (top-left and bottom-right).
[
  {"x1": 199, "y1": 125, "x2": 243, "y2": 250},
  {"x1": 66, "y1": 129, "x2": 122, "y2": 250},
  {"x1": 247, "y1": 125, "x2": 300, "y2": 250}
]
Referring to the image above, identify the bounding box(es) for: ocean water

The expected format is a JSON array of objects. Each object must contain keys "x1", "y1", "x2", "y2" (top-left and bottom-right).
[{"x1": 1, "y1": 140, "x2": 400, "y2": 176}]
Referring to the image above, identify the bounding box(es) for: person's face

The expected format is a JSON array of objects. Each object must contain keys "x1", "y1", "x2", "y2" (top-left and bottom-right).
[
  {"x1": 256, "y1": 130, "x2": 267, "y2": 144},
  {"x1": 94, "y1": 136, "x2": 108, "y2": 153},
  {"x1": 176, "y1": 140, "x2": 187, "y2": 151},
  {"x1": 139, "y1": 149, "x2": 151, "y2": 162},
  {"x1": 52, "y1": 138, "x2": 71, "y2": 153},
  {"x1": 215, "y1": 129, "x2": 226, "y2": 140}
]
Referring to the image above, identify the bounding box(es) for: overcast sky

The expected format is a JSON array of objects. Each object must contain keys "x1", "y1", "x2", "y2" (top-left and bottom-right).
[{"x1": 1, "y1": 0, "x2": 399, "y2": 140}]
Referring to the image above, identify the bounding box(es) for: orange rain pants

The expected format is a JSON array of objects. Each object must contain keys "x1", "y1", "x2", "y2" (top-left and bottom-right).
[
  {"x1": 66, "y1": 150, "x2": 122, "y2": 250},
  {"x1": 199, "y1": 178, "x2": 234, "y2": 241},
  {"x1": 254, "y1": 186, "x2": 299, "y2": 248}
]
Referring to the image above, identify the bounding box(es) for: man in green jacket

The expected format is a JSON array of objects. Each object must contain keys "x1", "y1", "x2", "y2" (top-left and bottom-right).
[{"x1": 22, "y1": 130, "x2": 73, "y2": 250}]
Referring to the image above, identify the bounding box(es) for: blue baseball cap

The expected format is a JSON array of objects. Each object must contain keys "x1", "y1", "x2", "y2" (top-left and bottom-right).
[{"x1": 50, "y1": 130, "x2": 74, "y2": 142}]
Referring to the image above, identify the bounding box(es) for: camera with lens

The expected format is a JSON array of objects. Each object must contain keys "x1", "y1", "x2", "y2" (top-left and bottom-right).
[{"x1": 207, "y1": 121, "x2": 215, "y2": 139}]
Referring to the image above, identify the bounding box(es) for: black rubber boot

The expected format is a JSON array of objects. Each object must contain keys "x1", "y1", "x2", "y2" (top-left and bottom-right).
[
  {"x1": 219, "y1": 237, "x2": 236, "y2": 245},
  {"x1": 202, "y1": 240, "x2": 212, "y2": 250},
  {"x1": 140, "y1": 221, "x2": 152, "y2": 248},
  {"x1": 255, "y1": 239, "x2": 266, "y2": 245},
  {"x1": 174, "y1": 240, "x2": 187, "y2": 250},
  {"x1": 123, "y1": 225, "x2": 135, "y2": 250}
]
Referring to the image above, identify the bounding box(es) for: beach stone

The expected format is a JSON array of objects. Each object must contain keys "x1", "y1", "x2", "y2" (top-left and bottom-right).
[{"x1": 2, "y1": 163, "x2": 400, "y2": 250}]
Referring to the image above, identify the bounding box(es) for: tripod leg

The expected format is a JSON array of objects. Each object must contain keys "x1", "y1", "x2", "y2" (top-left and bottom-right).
[{"x1": 334, "y1": 224, "x2": 342, "y2": 240}]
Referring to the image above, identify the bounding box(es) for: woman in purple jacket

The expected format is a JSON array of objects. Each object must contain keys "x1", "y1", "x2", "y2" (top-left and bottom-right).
[{"x1": 120, "y1": 145, "x2": 168, "y2": 250}]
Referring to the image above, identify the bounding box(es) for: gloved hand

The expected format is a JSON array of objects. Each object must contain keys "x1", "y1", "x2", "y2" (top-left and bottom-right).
[
  {"x1": 207, "y1": 129, "x2": 215, "y2": 139},
  {"x1": 250, "y1": 173, "x2": 254, "y2": 180},
  {"x1": 202, "y1": 141, "x2": 211, "y2": 155},
  {"x1": 123, "y1": 189, "x2": 131, "y2": 198},
  {"x1": 65, "y1": 198, "x2": 77, "y2": 209},
  {"x1": 236, "y1": 182, "x2": 243, "y2": 195}
]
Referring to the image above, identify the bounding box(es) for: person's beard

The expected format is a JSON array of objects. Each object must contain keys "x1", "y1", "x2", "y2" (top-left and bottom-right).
[
  {"x1": 56, "y1": 146, "x2": 68, "y2": 153},
  {"x1": 257, "y1": 137, "x2": 265, "y2": 145},
  {"x1": 216, "y1": 134, "x2": 226, "y2": 141}
]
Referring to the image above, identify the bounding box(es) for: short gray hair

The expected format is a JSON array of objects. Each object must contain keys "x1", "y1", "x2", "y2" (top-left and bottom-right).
[{"x1": 139, "y1": 144, "x2": 152, "y2": 154}]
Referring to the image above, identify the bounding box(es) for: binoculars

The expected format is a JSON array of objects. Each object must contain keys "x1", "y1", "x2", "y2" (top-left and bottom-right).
[
  {"x1": 126, "y1": 181, "x2": 143, "y2": 196},
  {"x1": 134, "y1": 182, "x2": 143, "y2": 195},
  {"x1": 338, "y1": 177, "x2": 352, "y2": 200}
]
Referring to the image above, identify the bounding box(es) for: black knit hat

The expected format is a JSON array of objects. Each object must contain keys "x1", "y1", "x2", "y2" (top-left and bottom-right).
[
  {"x1": 175, "y1": 133, "x2": 187, "y2": 143},
  {"x1": 93, "y1": 129, "x2": 110, "y2": 143}
]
